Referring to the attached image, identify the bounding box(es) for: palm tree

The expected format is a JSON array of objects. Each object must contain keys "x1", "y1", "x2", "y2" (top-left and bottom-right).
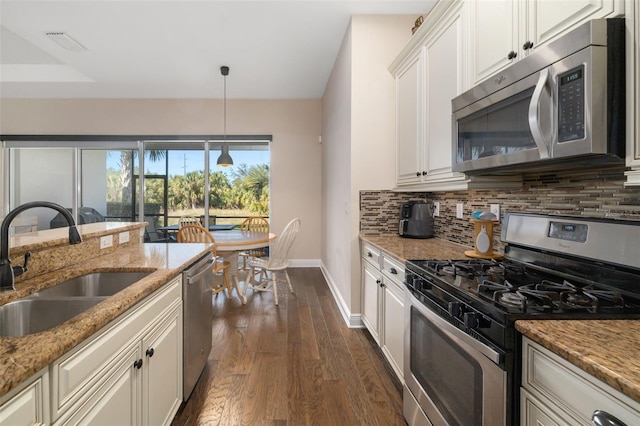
[{"x1": 119, "y1": 149, "x2": 167, "y2": 203}]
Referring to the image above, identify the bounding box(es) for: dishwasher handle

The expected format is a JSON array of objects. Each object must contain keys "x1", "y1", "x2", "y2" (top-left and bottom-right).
[{"x1": 185, "y1": 256, "x2": 215, "y2": 285}]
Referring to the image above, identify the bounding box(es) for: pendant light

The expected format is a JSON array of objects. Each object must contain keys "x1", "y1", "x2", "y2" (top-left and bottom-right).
[{"x1": 217, "y1": 65, "x2": 233, "y2": 166}]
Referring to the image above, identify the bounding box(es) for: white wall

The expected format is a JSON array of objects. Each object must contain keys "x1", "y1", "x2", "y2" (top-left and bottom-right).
[
  {"x1": 0, "y1": 98, "x2": 322, "y2": 260},
  {"x1": 322, "y1": 22, "x2": 353, "y2": 314},
  {"x1": 322, "y1": 15, "x2": 416, "y2": 323}
]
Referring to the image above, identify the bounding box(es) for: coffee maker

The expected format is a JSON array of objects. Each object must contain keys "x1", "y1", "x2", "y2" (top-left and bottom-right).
[{"x1": 399, "y1": 201, "x2": 434, "y2": 238}]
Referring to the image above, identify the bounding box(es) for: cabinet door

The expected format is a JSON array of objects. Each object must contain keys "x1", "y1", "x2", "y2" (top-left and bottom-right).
[
  {"x1": 468, "y1": 0, "x2": 519, "y2": 85},
  {"x1": 521, "y1": 388, "x2": 572, "y2": 426},
  {"x1": 142, "y1": 306, "x2": 183, "y2": 426},
  {"x1": 381, "y1": 280, "x2": 404, "y2": 382},
  {"x1": 396, "y1": 53, "x2": 424, "y2": 185},
  {"x1": 0, "y1": 371, "x2": 48, "y2": 426},
  {"x1": 424, "y1": 2, "x2": 467, "y2": 182},
  {"x1": 56, "y1": 345, "x2": 140, "y2": 426},
  {"x1": 362, "y1": 260, "x2": 381, "y2": 343},
  {"x1": 526, "y1": 0, "x2": 620, "y2": 53}
]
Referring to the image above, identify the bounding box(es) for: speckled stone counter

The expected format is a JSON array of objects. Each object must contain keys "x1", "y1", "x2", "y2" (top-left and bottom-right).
[
  {"x1": 516, "y1": 320, "x2": 640, "y2": 403},
  {"x1": 360, "y1": 234, "x2": 470, "y2": 263},
  {"x1": 0, "y1": 242, "x2": 212, "y2": 398}
]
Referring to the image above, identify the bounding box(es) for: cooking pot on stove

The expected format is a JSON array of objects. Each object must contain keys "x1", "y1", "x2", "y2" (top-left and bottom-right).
[{"x1": 399, "y1": 201, "x2": 434, "y2": 239}]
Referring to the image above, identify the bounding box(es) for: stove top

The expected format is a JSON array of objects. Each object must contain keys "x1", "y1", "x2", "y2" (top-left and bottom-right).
[{"x1": 407, "y1": 258, "x2": 640, "y2": 319}]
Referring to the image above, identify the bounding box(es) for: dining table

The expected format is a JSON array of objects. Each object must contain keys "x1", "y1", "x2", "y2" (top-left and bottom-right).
[
  {"x1": 211, "y1": 230, "x2": 276, "y2": 303},
  {"x1": 157, "y1": 223, "x2": 236, "y2": 238}
]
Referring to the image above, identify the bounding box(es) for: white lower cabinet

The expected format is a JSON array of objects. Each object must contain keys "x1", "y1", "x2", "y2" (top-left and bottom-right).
[
  {"x1": 0, "y1": 368, "x2": 50, "y2": 425},
  {"x1": 521, "y1": 337, "x2": 640, "y2": 425},
  {"x1": 0, "y1": 276, "x2": 183, "y2": 426},
  {"x1": 53, "y1": 278, "x2": 183, "y2": 425},
  {"x1": 361, "y1": 242, "x2": 404, "y2": 383}
]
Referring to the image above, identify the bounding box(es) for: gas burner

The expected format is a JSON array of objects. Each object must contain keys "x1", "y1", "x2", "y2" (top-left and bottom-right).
[{"x1": 500, "y1": 292, "x2": 526, "y2": 307}]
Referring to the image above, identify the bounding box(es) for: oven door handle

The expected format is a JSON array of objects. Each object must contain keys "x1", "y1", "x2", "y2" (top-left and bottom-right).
[{"x1": 409, "y1": 291, "x2": 503, "y2": 365}]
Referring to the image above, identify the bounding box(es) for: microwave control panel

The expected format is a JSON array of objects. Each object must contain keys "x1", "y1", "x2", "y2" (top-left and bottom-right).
[{"x1": 557, "y1": 66, "x2": 585, "y2": 142}]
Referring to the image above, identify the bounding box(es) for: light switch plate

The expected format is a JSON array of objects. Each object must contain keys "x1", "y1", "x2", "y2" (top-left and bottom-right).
[
  {"x1": 119, "y1": 231, "x2": 130, "y2": 244},
  {"x1": 456, "y1": 203, "x2": 464, "y2": 219},
  {"x1": 100, "y1": 235, "x2": 113, "y2": 249},
  {"x1": 433, "y1": 202, "x2": 440, "y2": 217}
]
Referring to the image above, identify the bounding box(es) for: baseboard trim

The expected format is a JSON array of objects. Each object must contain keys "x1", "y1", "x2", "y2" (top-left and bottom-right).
[
  {"x1": 289, "y1": 259, "x2": 321, "y2": 267},
  {"x1": 320, "y1": 262, "x2": 364, "y2": 329}
]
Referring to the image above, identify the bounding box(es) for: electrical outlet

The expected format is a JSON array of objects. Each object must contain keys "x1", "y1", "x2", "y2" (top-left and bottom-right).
[
  {"x1": 456, "y1": 203, "x2": 464, "y2": 219},
  {"x1": 490, "y1": 204, "x2": 501, "y2": 220},
  {"x1": 433, "y1": 202, "x2": 440, "y2": 217},
  {"x1": 119, "y1": 231, "x2": 130, "y2": 244},
  {"x1": 100, "y1": 235, "x2": 113, "y2": 249}
]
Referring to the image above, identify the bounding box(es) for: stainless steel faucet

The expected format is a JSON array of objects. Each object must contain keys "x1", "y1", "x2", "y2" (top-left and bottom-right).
[{"x1": 0, "y1": 201, "x2": 82, "y2": 292}]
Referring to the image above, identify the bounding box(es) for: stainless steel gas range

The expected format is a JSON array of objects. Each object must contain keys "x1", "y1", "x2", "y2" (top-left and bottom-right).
[{"x1": 403, "y1": 212, "x2": 640, "y2": 426}]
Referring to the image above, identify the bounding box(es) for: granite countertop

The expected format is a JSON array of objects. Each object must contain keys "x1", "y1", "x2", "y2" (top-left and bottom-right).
[
  {"x1": 360, "y1": 234, "x2": 471, "y2": 263},
  {"x1": 517, "y1": 320, "x2": 640, "y2": 404},
  {"x1": 0, "y1": 242, "x2": 212, "y2": 398}
]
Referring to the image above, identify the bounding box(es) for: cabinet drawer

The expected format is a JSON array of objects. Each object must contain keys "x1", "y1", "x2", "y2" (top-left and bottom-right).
[
  {"x1": 381, "y1": 254, "x2": 404, "y2": 286},
  {"x1": 522, "y1": 337, "x2": 640, "y2": 425},
  {"x1": 362, "y1": 242, "x2": 381, "y2": 268},
  {"x1": 51, "y1": 277, "x2": 181, "y2": 419}
]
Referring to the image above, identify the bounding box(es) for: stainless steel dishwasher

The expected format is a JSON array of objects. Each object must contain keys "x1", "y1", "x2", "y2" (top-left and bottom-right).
[{"x1": 182, "y1": 253, "x2": 214, "y2": 400}]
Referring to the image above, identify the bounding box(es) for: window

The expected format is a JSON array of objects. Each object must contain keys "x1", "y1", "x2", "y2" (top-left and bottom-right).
[{"x1": 1, "y1": 136, "x2": 270, "y2": 238}]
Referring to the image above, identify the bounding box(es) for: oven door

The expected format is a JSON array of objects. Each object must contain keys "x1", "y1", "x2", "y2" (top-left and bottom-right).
[{"x1": 403, "y1": 290, "x2": 506, "y2": 426}]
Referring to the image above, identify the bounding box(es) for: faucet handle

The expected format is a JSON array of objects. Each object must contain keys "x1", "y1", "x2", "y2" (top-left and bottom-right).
[{"x1": 12, "y1": 251, "x2": 31, "y2": 278}]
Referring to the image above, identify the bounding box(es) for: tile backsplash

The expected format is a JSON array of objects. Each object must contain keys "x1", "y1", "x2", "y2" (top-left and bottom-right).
[{"x1": 360, "y1": 165, "x2": 640, "y2": 251}]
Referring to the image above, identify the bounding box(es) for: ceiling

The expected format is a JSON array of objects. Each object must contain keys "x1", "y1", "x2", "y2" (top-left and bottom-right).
[{"x1": 0, "y1": 1, "x2": 435, "y2": 99}]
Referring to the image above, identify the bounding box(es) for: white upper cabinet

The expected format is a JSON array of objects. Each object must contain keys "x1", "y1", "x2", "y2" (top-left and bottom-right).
[
  {"x1": 390, "y1": 0, "x2": 521, "y2": 191},
  {"x1": 468, "y1": 0, "x2": 518, "y2": 85},
  {"x1": 395, "y1": 54, "x2": 424, "y2": 186},
  {"x1": 626, "y1": 0, "x2": 640, "y2": 185},
  {"x1": 469, "y1": 0, "x2": 624, "y2": 86}
]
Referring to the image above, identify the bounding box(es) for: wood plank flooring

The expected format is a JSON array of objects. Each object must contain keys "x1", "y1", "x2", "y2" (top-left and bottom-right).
[{"x1": 171, "y1": 267, "x2": 406, "y2": 426}]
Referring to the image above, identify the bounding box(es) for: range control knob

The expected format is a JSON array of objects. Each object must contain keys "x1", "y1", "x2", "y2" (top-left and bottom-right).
[
  {"x1": 418, "y1": 278, "x2": 432, "y2": 291},
  {"x1": 463, "y1": 312, "x2": 489, "y2": 330},
  {"x1": 448, "y1": 302, "x2": 462, "y2": 317}
]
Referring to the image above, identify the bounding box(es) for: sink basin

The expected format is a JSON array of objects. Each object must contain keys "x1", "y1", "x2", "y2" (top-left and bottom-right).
[
  {"x1": 0, "y1": 297, "x2": 106, "y2": 337},
  {"x1": 30, "y1": 271, "x2": 152, "y2": 298}
]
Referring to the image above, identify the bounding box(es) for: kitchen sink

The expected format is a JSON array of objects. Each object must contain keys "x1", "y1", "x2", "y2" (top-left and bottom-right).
[
  {"x1": 29, "y1": 271, "x2": 152, "y2": 298},
  {"x1": 0, "y1": 271, "x2": 152, "y2": 337},
  {"x1": 0, "y1": 297, "x2": 106, "y2": 337}
]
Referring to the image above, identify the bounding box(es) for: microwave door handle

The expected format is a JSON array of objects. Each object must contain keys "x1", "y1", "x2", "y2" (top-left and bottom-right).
[{"x1": 528, "y1": 68, "x2": 550, "y2": 159}]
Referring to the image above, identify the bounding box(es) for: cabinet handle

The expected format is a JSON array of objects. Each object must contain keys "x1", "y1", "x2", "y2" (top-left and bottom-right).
[
  {"x1": 146, "y1": 348, "x2": 155, "y2": 357},
  {"x1": 592, "y1": 410, "x2": 627, "y2": 426},
  {"x1": 507, "y1": 51, "x2": 517, "y2": 60},
  {"x1": 367, "y1": 252, "x2": 373, "y2": 257},
  {"x1": 416, "y1": 172, "x2": 421, "y2": 177},
  {"x1": 422, "y1": 171, "x2": 428, "y2": 176},
  {"x1": 376, "y1": 279, "x2": 381, "y2": 284},
  {"x1": 380, "y1": 282, "x2": 385, "y2": 288},
  {"x1": 522, "y1": 41, "x2": 534, "y2": 50},
  {"x1": 134, "y1": 359, "x2": 143, "y2": 369},
  {"x1": 390, "y1": 267, "x2": 398, "y2": 275}
]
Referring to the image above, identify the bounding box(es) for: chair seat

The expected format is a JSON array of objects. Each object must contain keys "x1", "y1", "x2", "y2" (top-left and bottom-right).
[{"x1": 249, "y1": 257, "x2": 288, "y2": 271}]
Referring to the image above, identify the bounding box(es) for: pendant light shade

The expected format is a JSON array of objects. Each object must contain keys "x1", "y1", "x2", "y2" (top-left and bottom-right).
[
  {"x1": 217, "y1": 143, "x2": 233, "y2": 166},
  {"x1": 217, "y1": 65, "x2": 233, "y2": 167}
]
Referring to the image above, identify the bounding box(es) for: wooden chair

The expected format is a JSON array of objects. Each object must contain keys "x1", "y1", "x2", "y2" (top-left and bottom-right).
[
  {"x1": 179, "y1": 216, "x2": 201, "y2": 228},
  {"x1": 177, "y1": 224, "x2": 232, "y2": 297},
  {"x1": 247, "y1": 218, "x2": 300, "y2": 305},
  {"x1": 239, "y1": 217, "x2": 270, "y2": 270}
]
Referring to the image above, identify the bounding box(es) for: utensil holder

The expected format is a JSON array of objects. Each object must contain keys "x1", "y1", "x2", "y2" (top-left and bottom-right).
[{"x1": 465, "y1": 219, "x2": 502, "y2": 259}]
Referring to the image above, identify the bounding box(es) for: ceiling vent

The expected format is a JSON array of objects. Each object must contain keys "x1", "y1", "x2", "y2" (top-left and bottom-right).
[{"x1": 45, "y1": 32, "x2": 86, "y2": 51}]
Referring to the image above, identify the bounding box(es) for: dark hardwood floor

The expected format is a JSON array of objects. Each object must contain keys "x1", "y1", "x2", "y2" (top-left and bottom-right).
[{"x1": 171, "y1": 267, "x2": 406, "y2": 426}]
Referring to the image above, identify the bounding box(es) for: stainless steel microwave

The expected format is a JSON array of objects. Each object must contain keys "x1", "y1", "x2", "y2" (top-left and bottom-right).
[{"x1": 451, "y1": 18, "x2": 625, "y2": 174}]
